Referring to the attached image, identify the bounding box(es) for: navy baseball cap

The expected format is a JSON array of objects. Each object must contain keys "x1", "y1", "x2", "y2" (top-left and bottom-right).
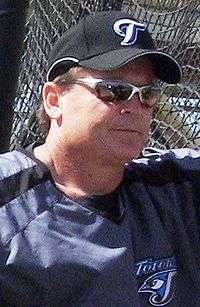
[{"x1": 47, "y1": 10, "x2": 182, "y2": 84}]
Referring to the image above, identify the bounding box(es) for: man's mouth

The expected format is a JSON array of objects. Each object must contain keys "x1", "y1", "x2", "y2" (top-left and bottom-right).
[{"x1": 111, "y1": 128, "x2": 141, "y2": 134}]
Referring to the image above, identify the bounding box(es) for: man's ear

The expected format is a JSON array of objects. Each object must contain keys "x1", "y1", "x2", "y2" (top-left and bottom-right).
[{"x1": 42, "y1": 82, "x2": 62, "y2": 119}]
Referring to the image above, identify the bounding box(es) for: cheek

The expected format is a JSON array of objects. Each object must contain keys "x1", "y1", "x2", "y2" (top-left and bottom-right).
[
  {"x1": 59, "y1": 100, "x2": 112, "y2": 141},
  {"x1": 137, "y1": 107, "x2": 153, "y2": 130}
]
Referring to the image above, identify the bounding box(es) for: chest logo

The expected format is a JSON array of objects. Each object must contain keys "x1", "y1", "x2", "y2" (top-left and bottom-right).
[
  {"x1": 135, "y1": 256, "x2": 177, "y2": 306},
  {"x1": 113, "y1": 19, "x2": 146, "y2": 46},
  {"x1": 138, "y1": 269, "x2": 177, "y2": 306}
]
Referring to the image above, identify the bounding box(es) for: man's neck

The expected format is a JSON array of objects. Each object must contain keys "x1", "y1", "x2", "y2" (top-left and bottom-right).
[{"x1": 33, "y1": 142, "x2": 124, "y2": 199}]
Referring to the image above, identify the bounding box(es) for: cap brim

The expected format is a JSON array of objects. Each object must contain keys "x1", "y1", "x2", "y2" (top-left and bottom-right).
[{"x1": 80, "y1": 48, "x2": 182, "y2": 84}]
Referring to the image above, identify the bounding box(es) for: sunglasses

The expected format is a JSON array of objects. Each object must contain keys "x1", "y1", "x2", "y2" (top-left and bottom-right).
[{"x1": 72, "y1": 78, "x2": 161, "y2": 107}]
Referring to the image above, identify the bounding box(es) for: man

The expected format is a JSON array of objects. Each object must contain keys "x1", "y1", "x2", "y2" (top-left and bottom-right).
[{"x1": 0, "y1": 10, "x2": 199, "y2": 307}]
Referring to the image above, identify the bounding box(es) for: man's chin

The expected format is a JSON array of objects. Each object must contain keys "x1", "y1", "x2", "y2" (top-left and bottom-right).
[{"x1": 111, "y1": 148, "x2": 143, "y2": 165}]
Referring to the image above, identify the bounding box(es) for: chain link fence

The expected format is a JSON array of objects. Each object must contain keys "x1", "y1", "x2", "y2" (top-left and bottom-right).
[{"x1": 10, "y1": 0, "x2": 200, "y2": 150}]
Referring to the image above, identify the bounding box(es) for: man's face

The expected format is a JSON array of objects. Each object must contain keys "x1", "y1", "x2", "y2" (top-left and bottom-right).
[{"x1": 52, "y1": 57, "x2": 156, "y2": 165}]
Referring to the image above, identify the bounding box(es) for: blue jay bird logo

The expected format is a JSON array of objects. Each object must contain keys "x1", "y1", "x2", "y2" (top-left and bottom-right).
[
  {"x1": 113, "y1": 19, "x2": 146, "y2": 46},
  {"x1": 138, "y1": 269, "x2": 177, "y2": 306}
]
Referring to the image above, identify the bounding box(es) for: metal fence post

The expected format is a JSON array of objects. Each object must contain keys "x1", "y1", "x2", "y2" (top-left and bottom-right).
[{"x1": 0, "y1": 0, "x2": 29, "y2": 153}]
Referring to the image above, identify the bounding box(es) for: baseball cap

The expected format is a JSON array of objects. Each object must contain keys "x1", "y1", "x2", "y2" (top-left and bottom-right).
[{"x1": 47, "y1": 10, "x2": 182, "y2": 84}]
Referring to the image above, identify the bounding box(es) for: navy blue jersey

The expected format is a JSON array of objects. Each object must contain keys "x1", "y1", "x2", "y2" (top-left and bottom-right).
[{"x1": 0, "y1": 146, "x2": 199, "y2": 306}]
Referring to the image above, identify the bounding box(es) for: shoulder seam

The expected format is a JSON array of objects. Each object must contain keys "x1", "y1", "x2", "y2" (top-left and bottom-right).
[{"x1": 0, "y1": 163, "x2": 51, "y2": 207}]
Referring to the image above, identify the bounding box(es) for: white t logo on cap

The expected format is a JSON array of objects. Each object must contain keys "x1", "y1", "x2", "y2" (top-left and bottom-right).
[{"x1": 113, "y1": 19, "x2": 146, "y2": 46}]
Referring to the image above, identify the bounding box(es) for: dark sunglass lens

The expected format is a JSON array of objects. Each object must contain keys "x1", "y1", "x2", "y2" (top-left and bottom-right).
[
  {"x1": 114, "y1": 84, "x2": 132, "y2": 101},
  {"x1": 96, "y1": 82, "x2": 132, "y2": 102},
  {"x1": 96, "y1": 83, "x2": 115, "y2": 101},
  {"x1": 140, "y1": 87, "x2": 161, "y2": 107}
]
